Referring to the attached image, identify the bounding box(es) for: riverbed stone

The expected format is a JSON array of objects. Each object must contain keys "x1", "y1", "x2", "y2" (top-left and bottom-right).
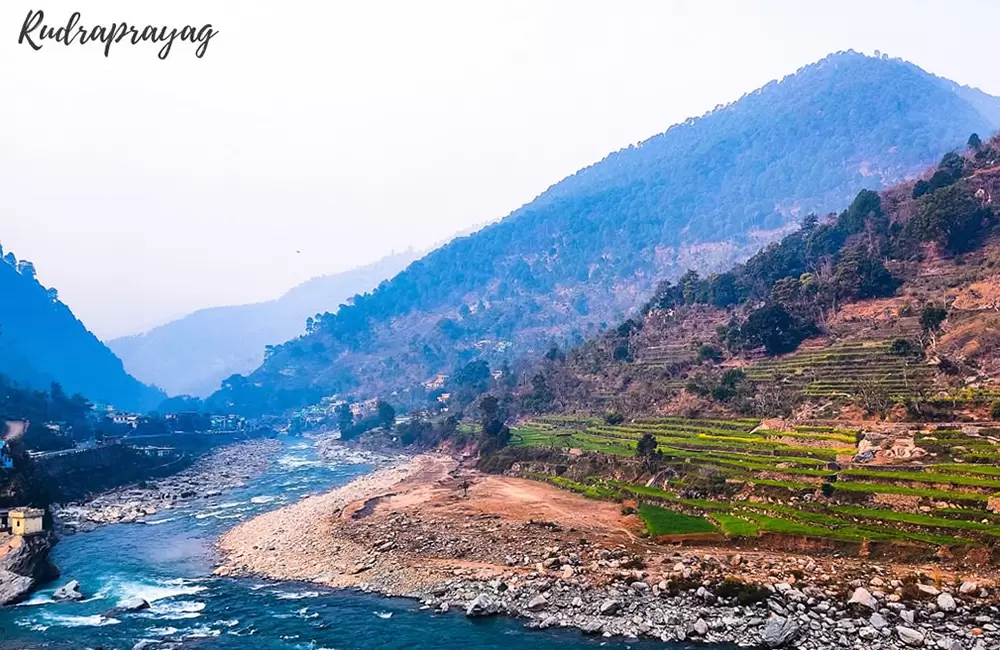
[
  {"x1": 937, "y1": 592, "x2": 957, "y2": 612},
  {"x1": 848, "y1": 587, "x2": 877, "y2": 610},
  {"x1": 466, "y1": 594, "x2": 497, "y2": 617},
  {"x1": 896, "y1": 626, "x2": 924, "y2": 646},
  {"x1": 52, "y1": 579, "x2": 84, "y2": 601},
  {"x1": 761, "y1": 615, "x2": 799, "y2": 647}
]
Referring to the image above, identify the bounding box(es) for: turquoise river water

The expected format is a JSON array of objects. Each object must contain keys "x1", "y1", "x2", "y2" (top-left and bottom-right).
[{"x1": 0, "y1": 439, "x2": 732, "y2": 649}]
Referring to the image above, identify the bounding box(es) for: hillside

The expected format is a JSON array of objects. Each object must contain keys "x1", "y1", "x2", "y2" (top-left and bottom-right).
[
  {"x1": 109, "y1": 251, "x2": 418, "y2": 397},
  {"x1": 532, "y1": 135, "x2": 1000, "y2": 420},
  {"x1": 209, "y1": 52, "x2": 1000, "y2": 416},
  {"x1": 0, "y1": 247, "x2": 164, "y2": 412},
  {"x1": 485, "y1": 136, "x2": 1000, "y2": 573}
]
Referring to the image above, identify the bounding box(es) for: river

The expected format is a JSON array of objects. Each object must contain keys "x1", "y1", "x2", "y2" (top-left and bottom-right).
[{"x1": 0, "y1": 439, "x2": 722, "y2": 649}]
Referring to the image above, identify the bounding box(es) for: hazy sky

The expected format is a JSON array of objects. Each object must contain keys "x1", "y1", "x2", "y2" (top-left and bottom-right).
[{"x1": 2, "y1": 1, "x2": 999, "y2": 339}]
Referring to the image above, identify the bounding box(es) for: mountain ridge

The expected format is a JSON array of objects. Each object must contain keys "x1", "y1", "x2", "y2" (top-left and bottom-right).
[
  {"x1": 206, "y1": 51, "x2": 1000, "y2": 416},
  {"x1": 0, "y1": 245, "x2": 164, "y2": 411},
  {"x1": 110, "y1": 250, "x2": 419, "y2": 397}
]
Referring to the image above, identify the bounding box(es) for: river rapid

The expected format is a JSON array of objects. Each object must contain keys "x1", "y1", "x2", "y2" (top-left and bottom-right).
[{"x1": 0, "y1": 439, "x2": 723, "y2": 650}]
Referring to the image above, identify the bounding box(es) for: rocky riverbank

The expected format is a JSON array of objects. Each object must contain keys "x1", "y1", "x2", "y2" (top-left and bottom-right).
[
  {"x1": 52, "y1": 438, "x2": 283, "y2": 533},
  {"x1": 216, "y1": 453, "x2": 1000, "y2": 650},
  {"x1": 311, "y1": 433, "x2": 410, "y2": 468},
  {"x1": 0, "y1": 532, "x2": 58, "y2": 606}
]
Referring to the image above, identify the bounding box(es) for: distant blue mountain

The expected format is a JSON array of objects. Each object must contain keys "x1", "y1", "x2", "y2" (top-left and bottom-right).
[
  {"x1": 109, "y1": 250, "x2": 419, "y2": 397},
  {"x1": 0, "y1": 246, "x2": 164, "y2": 411}
]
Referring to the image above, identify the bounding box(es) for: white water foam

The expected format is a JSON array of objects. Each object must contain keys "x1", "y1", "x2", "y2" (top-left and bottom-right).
[
  {"x1": 277, "y1": 455, "x2": 320, "y2": 470},
  {"x1": 273, "y1": 590, "x2": 321, "y2": 600},
  {"x1": 115, "y1": 578, "x2": 207, "y2": 605},
  {"x1": 183, "y1": 624, "x2": 221, "y2": 638},
  {"x1": 145, "y1": 599, "x2": 206, "y2": 620},
  {"x1": 145, "y1": 516, "x2": 180, "y2": 525},
  {"x1": 38, "y1": 613, "x2": 121, "y2": 627}
]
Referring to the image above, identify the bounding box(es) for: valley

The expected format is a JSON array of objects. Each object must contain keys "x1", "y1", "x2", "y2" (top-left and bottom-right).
[{"x1": 4, "y1": 43, "x2": 1000, "y2": 650}]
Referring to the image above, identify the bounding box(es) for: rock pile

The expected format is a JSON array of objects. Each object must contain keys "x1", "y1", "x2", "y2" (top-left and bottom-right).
[
  {"x1": 53, "y1": 438, "x2": 282, "y2": 532},
  {"x1": 395, "y1": 557, "x2": 998, "y2": 649}
]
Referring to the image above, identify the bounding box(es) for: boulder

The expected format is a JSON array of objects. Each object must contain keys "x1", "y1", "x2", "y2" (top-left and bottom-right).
[
  {"x1": 52, "y1": 580, "x2": 84, "y2": 601},
  {"x1": 917, "y1": 584, "x2": 940, "y2": 597},
  {"x1": 896, "y1": 626, "x2": 924, "y2": 646},
  {"x1": 599, "y1": 599, "x2": 621, "y2": 616},
  {"x1": 761, "y1": 615, "x2": 800, "y2": 648},
  {"x1": 0, "y1": 570, "x2": 35, "y2": 606},
  {"x1": 580, "y1": 619, "x2": 603, "y2": 635},
  {"x1": 692, "y1": 618, "x2": 709, "y2": 636},
  {"x1": 526, "y1": 595, "x2": 547, "y2": 611},
  {"x1": 848, "y1": 587, "x2": 877, "y2": 610},
  {"x1": 937, "y1": 592, "x2": 957, "y2": 612},
  {"x1": 960, "y1": 581, "x2": 979, "y2": 595},
  {"x1": 465, "y1": 594, "x2": 497, "y2": 617},
  {"x1": 869, "y1": 612, "x2": 888, "y2": 630},
  {"x1": 106, "y1": 596, "x2": 151, "y2": 615}
]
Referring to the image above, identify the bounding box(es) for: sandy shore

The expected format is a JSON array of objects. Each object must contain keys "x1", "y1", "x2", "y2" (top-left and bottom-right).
[{"x1": 215, "y1": 452, "x2": 1000, "y2": 649}]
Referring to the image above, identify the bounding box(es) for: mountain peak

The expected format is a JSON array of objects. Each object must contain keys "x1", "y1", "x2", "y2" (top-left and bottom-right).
[{"x1": 207, "y1": 53, "x2": 1000, "y2": 415}]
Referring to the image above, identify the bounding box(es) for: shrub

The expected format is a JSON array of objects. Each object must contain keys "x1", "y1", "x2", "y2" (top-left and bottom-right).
[
  {"x1": 636, "y1": 432, "x2": 659, "y2": 459},
  {"x1": 603, "y1": 410, "x2": 625, "y2": 425},
  {"x1": 889, "y1": 338, "x2": 917, "y2": 356},
  {"x1": 938, "y1": 357, "x2": 960, "y2": 375},
  {"x1": 920, "y1": 305, "x2": 947, "y2": 333},
  {"x1": 737, "y1": 304, "x2": 816, "y2": 355},
  {"x1": 991, "y1": 401, "x2": 1000, "y2": 421},
  {"x1": 698, "y1": 344, "x2": 723, "y2": 363}
]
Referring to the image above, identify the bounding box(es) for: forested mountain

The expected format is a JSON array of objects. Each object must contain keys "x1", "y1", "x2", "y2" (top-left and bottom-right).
[
  {"x1": 110, "y1": 250, "x2": 419, "y2": 397},
  {"x1": 0, "y1": 246, "x2": 164, "y2": 412},
  {"x1": 207, "y1": 51, "x2": 1000, "y2": 416},
  {"x1": 532, "y1": 135, "x2": 1000, "y2": 418}
]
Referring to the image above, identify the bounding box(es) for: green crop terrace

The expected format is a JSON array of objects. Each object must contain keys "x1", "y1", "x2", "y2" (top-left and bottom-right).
[
  {"x1": 745, "y1": 341, "x2": 933, "y2": 399},
  {"x1": 509, "y1": 415, "x2": 1000, "y2": 549}
]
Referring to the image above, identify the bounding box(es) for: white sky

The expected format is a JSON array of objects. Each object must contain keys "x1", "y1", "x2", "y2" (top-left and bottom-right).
[{"x1": 2, "y1": 0, "x2": 999, "y2": 339}]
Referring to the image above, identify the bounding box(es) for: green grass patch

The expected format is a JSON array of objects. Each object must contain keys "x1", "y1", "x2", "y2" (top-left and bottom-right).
[
  {"x1": 831, "y1": 505, "x2": 1000, "y2": 538},
  {"x1": 711, "y1": 513, "x2": 759, "y2": 537},
  {"x1": 638, "y1": 504, "x2": 718, "y2": 536}
]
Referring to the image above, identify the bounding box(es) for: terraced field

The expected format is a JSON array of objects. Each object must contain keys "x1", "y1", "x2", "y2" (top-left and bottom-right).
[
  {"x1": 745, "y1": 341, "x2": 933, "y2": 398},
  {"x1": 510, "y1": 416, "x2": 1000, "y2": 551}
]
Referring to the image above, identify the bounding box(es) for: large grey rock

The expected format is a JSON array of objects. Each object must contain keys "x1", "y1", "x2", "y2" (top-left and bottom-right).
[
  {"x1": 848, "y1": 587, "x2": 877, "y2": 610},
  {"x1": 936, "y1": 592, "x2": 957, "y2": 612},
  {"x1": 869, "y1": 612, "x2": 888, "y2": 630},
  {"x1": 599, "y1": 599, "x2": 621, "y2": 615},
  {"x1": 761, "y1": 615, "x2": 800, "y2": 648},
  {"x1": 0, "y1": 570, "x2": 35, "y2": 606},
  {"x1": 896, "y1": 626, "x2": 924, "y2": 646},
  {"x1": 106, "y1": 596, "x2": 150, "y2": 616},
  {"x1": 692, "y1": 618, "x2": 709, "y2": 636},
  {"x1": 917, "y1": 584, "x2": 940, "y2": 597},
  {"x1": 526, "y1": 595, "x2": 547, "y2": 611},
  {"x1": 465, "y1": 594, "x2": 497, "y2": 617},
  {"x1": 580, "y1": 619, "x2": 603, "y2": 634},
  {"x1": 959, "y1": 581, "x2": 978, "y2": 595},
  {"x1": 118, "y1": 597, "x2": 150, "y2": 611},
  {"x1": 52, "y1": 580, "x2": 84, "y2": 601}
]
